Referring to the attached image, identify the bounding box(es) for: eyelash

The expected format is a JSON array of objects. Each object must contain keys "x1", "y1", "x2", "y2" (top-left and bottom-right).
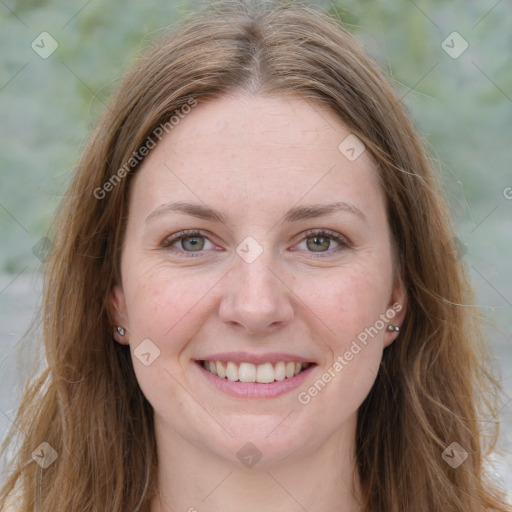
[{"x1": 161, "y1": 229, "x2": 350, "y2": 258}]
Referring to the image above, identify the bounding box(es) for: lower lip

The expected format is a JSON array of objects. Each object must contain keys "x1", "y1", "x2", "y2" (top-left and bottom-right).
[{"x1": 194, "y1": 361, "x2": 317, "y2": 399}]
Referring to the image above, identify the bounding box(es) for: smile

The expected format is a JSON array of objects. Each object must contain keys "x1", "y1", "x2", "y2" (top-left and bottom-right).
[{"x1": 200, "y1": 360, "x2": 313, "y2": 384}]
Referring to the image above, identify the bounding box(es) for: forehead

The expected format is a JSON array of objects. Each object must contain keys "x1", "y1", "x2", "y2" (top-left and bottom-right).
[{"x1": 130, "y1": 93, "x2": 384, "y2": 223}]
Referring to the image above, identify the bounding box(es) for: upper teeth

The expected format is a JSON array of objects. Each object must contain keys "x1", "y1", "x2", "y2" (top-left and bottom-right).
[{"x1": 202, "y1": 361, "x2": 311, "y2": 383}]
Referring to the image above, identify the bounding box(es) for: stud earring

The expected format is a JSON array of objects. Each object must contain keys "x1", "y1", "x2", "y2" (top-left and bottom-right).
[
  {"x1": 386, "y1": 325, "x2": 399, "y2": 332},
  {"x1": 116, "y1": 326, "x2": 125, "y2": 336}
]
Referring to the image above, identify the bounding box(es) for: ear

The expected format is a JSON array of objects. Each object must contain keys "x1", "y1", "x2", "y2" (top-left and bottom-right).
[
  {"x1": 384, "y1": 274, "x2": 407, "y2": 348},
  {"x1": 110, "y1": 284, "x2": 129, "y2": 345}
]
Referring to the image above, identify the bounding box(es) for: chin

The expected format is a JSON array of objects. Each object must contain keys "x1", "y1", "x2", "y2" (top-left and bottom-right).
[{"x1": 201, "y1": 415, "x2": 317, "y2": 468}]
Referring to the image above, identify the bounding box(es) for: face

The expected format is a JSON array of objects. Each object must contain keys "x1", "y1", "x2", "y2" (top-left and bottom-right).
[{"x1": 110, "y1": 93, "x2": 406, "y2": 466}]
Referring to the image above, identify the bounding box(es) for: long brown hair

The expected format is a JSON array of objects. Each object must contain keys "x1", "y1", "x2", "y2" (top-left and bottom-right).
[{"x1": 1, "y1": 1, "x2": 509, "y2": 510}]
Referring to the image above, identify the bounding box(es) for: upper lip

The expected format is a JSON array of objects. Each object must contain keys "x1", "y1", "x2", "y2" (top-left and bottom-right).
[{"x1": 196, "y1": 352, "x2": 316, "y2": 365}]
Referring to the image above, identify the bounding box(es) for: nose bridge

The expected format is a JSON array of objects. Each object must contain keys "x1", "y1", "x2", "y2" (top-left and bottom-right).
[
  {"x1": 218, "y1": 242, "x2": 294, "y2": 332},
  {"x1": 236, "y1": 251, "x2": 278, "y2": 299}
]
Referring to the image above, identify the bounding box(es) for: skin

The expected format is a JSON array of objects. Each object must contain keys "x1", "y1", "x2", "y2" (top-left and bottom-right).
[{"x1": 110, "y1": 92, "x2": 407, "y2": 512}]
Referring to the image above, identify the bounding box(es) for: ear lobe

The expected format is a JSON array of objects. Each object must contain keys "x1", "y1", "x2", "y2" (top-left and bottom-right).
[
  {"x1": 110, "y1": 285, "x2": 129, "y2": 345},
  {"x1": 384, "y1": 278, "x2": 407, "y2": 347}
]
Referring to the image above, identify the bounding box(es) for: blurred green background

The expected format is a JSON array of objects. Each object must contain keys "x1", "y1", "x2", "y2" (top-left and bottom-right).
[{"x1": 0, "y1": 0, "x2": 511, "y2": 495}]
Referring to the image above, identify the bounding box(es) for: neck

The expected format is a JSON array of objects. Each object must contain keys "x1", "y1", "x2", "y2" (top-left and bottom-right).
[{"x1": 151, "y1": 418, "x2": 362, "y2": 512}]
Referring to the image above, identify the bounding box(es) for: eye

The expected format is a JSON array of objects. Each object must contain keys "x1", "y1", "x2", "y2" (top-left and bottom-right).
[
  {"x1": 294, "y1": 229, "x2": 350, "y2": 257},
  {"x1": 162, "y1": 230, "x2": 216, "y2": 256}
]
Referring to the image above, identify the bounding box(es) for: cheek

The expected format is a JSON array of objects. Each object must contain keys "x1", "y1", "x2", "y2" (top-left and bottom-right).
[
  {"x1": 295, "y1": 270, "x2": 389, "y2": 422},
  {"x1": 303, "y1": 263, "x2": 392, "y2": 343},
  {"x1": 121, "y1": 265, "x2": 212, "y2": 405},
  {"x1": 123, "y1": 258, "x2": 214, "y2": 343},
  {"x1": 294, "y1": 260, "x2": 393, "y2": 402}
]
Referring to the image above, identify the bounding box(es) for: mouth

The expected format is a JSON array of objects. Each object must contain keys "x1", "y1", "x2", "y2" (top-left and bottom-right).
[{"x1": 197, "y1": 360, "x2": 315, "y2": 384}]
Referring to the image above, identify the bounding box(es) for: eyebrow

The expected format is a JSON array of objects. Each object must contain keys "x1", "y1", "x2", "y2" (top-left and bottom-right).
[{"x1": 145, "y1": 200, "x2": 366, "y2": 224}]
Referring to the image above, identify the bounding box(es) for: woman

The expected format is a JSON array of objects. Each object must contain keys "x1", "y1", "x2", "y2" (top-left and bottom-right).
[{"x1": 1, "y1": 1, "x2": 510, "y2": 511}]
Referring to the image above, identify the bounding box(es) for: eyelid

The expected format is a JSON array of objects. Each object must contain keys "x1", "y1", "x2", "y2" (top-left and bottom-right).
[{"x1": 161, "y1": 228, "x2": 350, "y2": 258}]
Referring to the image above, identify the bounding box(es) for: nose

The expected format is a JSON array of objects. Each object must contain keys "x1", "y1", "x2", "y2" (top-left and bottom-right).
[{"x1": 218, "y1": 252, "x2": 294, "y2": 335}]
